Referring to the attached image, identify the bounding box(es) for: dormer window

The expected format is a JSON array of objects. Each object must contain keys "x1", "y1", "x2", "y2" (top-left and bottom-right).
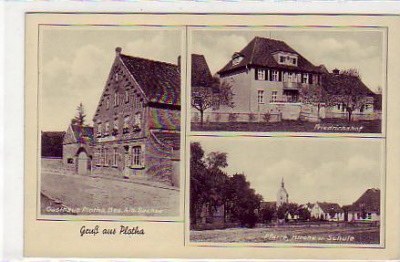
[
  {"x1": 232, "y1": 52, "x2": 243, "y2": 66},
  {"x1": 274, "y1": 51, "x2": 298, "y2": 67}
]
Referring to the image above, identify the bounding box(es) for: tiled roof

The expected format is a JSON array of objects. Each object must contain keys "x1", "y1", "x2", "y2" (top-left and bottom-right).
[
  {"x1": 349, "y1": 188, "x2": 380, "y2": 213},
  {"x1": 321, "y1": 73, "x2": 375, "y2": 96},
  {"x1": 71, "y1": 124, "x2": 94, "y2": 143},
  {"x1": 191, "y1": 54, "x2": 214, "y2": 87},
  {"x1": 317, "y1": 202, "x2": 343, "y2": 213},
  {"x1": 218, "y1": 36, "x2": 320, "y2": 75},
  {"x1": 120, "y1": 54, "x2": 180, "y2": 106},
  {"x1": 151, "y1": 130, "x2": 180, "y2": 150}
]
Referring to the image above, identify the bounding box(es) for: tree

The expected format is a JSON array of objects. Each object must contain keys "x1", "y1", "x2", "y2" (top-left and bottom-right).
[
  {"x1": 329, "y1": 69, "x2": 372, "y2": 122},
  {"x1": 298, "y1": 207, "x2": 311, "y2": 221},
  {"x1": 260, "y1": 205, "x2": 276, "y2": 223},
  {"x1": 190, "y1": 142, "x2": 208, "y2": 225},
  {"x1": 331, "y1": 88, "x2": 371, "y2": 122},
  {"x1": 191, "y1": 77, "x2": 234, "y2": 126},
  {"x1": 300, "y1": 85, "x2": 332, "y2": 121},
  {"x1": 71, "y1": 102, "x2": 86, "y2": 125}
]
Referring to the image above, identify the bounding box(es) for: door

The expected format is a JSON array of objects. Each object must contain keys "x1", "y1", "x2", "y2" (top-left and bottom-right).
[{"x1": 77, "y1": 151, "x2": 89, "y2": 175}]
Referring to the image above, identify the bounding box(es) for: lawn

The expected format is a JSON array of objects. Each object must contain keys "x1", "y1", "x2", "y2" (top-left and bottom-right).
[
  {"x1": 190, "y1": 223, "x2": 380, "y2": 245},
  {"x1": 191, "y1": 119, "x2": 381, "y2": 133}
]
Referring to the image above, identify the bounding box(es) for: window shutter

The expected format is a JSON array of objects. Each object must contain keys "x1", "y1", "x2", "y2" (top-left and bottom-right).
[
  {"x1": 255, "y1": 69, "x2": 258, "y2": 80},
  {"x1": 309, "y1": 74, "x2": 313, "y2": 84},
  {"x1": 266, "y1": 70, "x2": 270, "y2": 81},
  {"x1": 278, "y1": 71, "x2": 282, "y2": 82}
]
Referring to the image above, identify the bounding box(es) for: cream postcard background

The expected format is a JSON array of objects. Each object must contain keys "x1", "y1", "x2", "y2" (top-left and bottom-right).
[{"x1": 25, "y1": 13, "x2": 400, "y2": 259}]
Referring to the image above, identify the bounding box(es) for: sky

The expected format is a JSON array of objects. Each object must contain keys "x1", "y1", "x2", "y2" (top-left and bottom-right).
[
  {"x1": 191, "y1": 28, "x2": 385, "y2": 92},
  {"x1": 40, "y1": 26, "x2": 385, "y2": 131},
  {"x1": 40, "y1": 26, "x2": 183, "y2": 131},
  {"x1": 192, "y1": 137, "x2": 383, "y2": 206}
]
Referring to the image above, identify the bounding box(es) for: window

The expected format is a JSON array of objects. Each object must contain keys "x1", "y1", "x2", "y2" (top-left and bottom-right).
[
  {"x1": 97, "y1": 124, "x2": 102, "y2": 137},
  {"x1": 100, "y1": 147, "x2": 105, "y2": 166},
  {"x1": 112, "y1": 148, "x2": 118, "y2": 166},
  {"x1": 132, "y1": 146, "x2": 141, "y2": 166},
  {"x1": 257, "y1": 90, "x2": 265, "y2": 104},
  {"x1": 123, "y1": 116, "x2": 130, "y2": 134},
  {"x1": 257, "y1": 69, "x2": 265, "y2": 80},
  {"x1": 113, "y1": 120, "x2": 118, "y2": 136},
  {"x1": 279, "y1": 56, "x2": 285, "y2": 63},
  {"x1": 292, "y1": 58, "x2": 297, "y2": 65},
  {"x1": 290, "y1": 72, "x2": 296, "y2": 83},
  {"x1": 272, "y1": 70, "x2": 279, "y2": 81},
  {"x1": 232, "y1": 56, "x2": 243, "y2": 66},
  {"x1": 96, "y1": 148, "x2": 101, "y2": 165},
  {"x1": 114, "y1": 93, "x2": 119, "y2": 106},
  {"x1": 125, "y1": 89, "x2": 129, "y2": 103},
  {"x1": 302, "y1": 74, "x2": 309, "y2": 84},
  {"x1": 283, "y1": 72, "x2": 289, "y2": 82},
  {"x1": 134, "y1": 112, "x2": 141, "y2": 129},
  {"x1": 104, "y1": 148, "x2": 109, "y2": 166},
  {"x1": 67, "y1": 157, "x2": 74, "y2": 164},
  {"x1": 271, "y1": 91, "x2": 278, "y2": 102},
  {"x1": 105, "y1": 121, "x2": 110, "y2": 136}
]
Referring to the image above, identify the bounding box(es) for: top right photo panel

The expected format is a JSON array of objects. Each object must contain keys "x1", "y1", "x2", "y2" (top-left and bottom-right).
[{"x1": 189, "y1": 28, "x2": 386, "y2": 134}]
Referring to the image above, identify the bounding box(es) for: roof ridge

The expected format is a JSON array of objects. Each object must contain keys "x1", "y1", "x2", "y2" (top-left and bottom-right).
[
  {"x1": 249, "y1": 37, "x2": 258, "y2": 65},
  {"x1": 120, "y1": 54, "x2": 178, "y2": 68}
]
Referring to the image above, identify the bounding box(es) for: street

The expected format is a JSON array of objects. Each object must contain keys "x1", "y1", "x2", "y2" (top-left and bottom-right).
[{"x1": 41, "y1": 171, "x2": 180, "y2": 217}]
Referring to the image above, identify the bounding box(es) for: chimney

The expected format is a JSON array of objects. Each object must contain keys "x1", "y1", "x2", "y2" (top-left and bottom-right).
[
  {"x1": 115, "y1": 47, "x2": 122, "y2": 56},
  {"x1": 177, "y1": 55, "x2": 181, "y2": 71},
  {"x1": 332, "y1": 68, "x2": 340, "y2": 75}
]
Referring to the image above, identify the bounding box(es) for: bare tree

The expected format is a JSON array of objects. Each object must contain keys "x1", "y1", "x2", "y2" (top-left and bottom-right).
[{"x1": 191, "y1": 77, "x2": 234, "y2": 126}]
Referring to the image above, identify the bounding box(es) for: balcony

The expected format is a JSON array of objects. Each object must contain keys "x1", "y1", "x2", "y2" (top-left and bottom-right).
[{"x1": 283, "y1": 82, "x2": 309, "y2": 90}]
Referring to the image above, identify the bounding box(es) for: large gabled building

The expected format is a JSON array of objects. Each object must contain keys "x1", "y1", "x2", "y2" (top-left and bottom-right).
[
  {"x1": 216, "y1": 36, "x2": 322, "y2": 122},
  {"x1": 92, "y1": 47, "x2": 181, "y2": 186},
  {"x1": 197, "y1": 36, "x2": 378, "y2": 123}
]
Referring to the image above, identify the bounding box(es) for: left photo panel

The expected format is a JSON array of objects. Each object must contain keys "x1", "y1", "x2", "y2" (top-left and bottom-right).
[{"x1": 38, "y1": 26, "x2": 184, "y2": 219}]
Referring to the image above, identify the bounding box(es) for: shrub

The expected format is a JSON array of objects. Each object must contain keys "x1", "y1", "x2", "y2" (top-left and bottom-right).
[
  {"x1": 228, "y1": 113, "x2": 238, "y2": 122},
  {"x1": 248, "y1": 113, "x2": 256, "y2": 122},
  {"x1": 263, "y1": 112, "x2": 271, "y2": 122}
]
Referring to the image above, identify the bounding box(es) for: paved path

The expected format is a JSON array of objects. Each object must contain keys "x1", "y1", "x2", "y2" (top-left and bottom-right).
[{"x1": 41, "y1": 171, "x2": 180, "y2": 217}]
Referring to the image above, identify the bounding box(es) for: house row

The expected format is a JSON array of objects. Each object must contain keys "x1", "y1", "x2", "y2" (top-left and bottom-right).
[
  {"x1": 191, "y1": 36, "x2": 380, "y2": 123},
  {"x1": 300, "y1": 188, "x2": 381, "y2": 222}
]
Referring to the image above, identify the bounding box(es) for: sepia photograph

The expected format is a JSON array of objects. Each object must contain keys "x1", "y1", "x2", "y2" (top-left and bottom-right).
[
  {"x1": 189, "y1": 28, "x2": 385, "y2": 133},
  {"x1": 189, "y1": 137, "x2": 383, "y2": 246},
  {"x1": 39, "y1": 26, "x2": 183, "y2": 217}
]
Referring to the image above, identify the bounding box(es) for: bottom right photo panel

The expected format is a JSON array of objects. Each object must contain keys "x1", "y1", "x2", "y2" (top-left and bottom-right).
[{"x1": 189, "y1": 136, "x2": 384, "y2": 247}]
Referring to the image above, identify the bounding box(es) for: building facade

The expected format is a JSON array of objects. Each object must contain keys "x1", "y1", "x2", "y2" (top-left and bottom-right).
[
  {"x1": 192, "y1": 36, "x2": 377, "y2": 123},
  {"x1": 62, "y1": 124, "x2": 93, "y2": 174},
  {"x1": 347, "y1": 188, "x2": 380, "y2": 222},
  {"x1": 310, "y1": 202, "x2": 345, "y2": 221},
  {"x1": 92, "y1": 48, "x2": 181, "y2": 186}
]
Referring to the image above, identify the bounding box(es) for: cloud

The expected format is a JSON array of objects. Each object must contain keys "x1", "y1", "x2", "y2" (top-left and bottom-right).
[{"x1": 193, "y1": 33, "x2": 249, "y2": 75}]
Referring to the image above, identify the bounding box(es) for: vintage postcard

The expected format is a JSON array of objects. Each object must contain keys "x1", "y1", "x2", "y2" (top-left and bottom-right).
[
  {"x1": 38, "y1": 25, "x2": 184, "y2": 218},
  {"x1": 24, "y1": 13, "x2": 399, "y2": 259},
  {"x1": 189, "y1": 137, "x2": 384, "y2": 247},
  {"x1": 189, "y1": 27, "x2": 386, "y2": 135}
]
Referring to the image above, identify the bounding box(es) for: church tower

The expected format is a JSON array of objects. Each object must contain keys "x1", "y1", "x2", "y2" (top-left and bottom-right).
[{"x1": 276, "y1": 178, "x2": 289, "y2": 207}]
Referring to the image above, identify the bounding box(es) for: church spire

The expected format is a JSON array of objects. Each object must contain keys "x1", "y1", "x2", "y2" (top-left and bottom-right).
[{"x1": 281, "y1": 177, "x2": 284, "y2": 188}]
